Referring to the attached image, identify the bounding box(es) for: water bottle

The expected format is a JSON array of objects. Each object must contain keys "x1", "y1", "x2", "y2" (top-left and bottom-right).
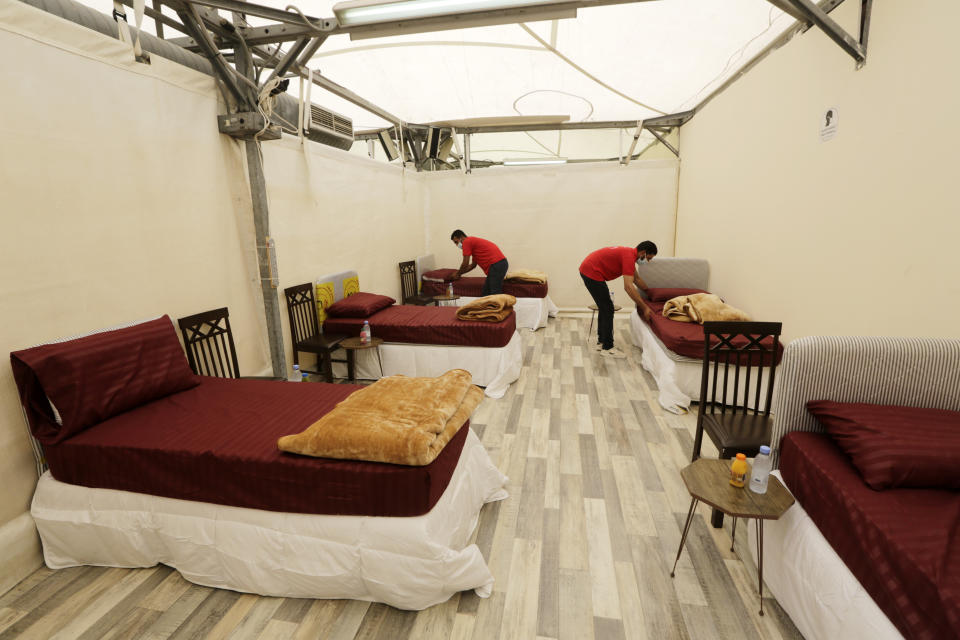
[
  {"x1": 290, "y1": 364, "x2": 301, "y2": 382},
  {"x1": 749, "y1": 446, "x2": 772, "y2": 494},
  {"x1": 447, "y1": 282, "x2": 454, "y2": 297},
  {"x1": 301, "y1": 371, "x2": 309, "y2": 382},
  {"x1": 609, "y1": 289, "x2": 615, "y2": 304},
  {"x1": 361, "y1": 321, "x2": 371, "y2": 344}
]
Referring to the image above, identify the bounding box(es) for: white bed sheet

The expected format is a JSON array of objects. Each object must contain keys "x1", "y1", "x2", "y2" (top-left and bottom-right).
[
  {"x1": 748, "y1": 472, "x2": 903, "y2": 640},
  {"x1": 629, "y1": 309, "x2": 702, "y2": 414},
  {"x1": 332, "y1": 331, "x2": 523, "y2": 399},
  {"x1": 31, "y1": 429, "x2": 508, "y2": 611},
  {"x1": 437, "y1": 295, "x2": 559, "y2": 330}
]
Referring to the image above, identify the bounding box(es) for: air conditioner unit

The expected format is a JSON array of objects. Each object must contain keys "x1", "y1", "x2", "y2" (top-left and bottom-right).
[{"x1": 272, "y1": 99, "x2": 354, "y2": 150}]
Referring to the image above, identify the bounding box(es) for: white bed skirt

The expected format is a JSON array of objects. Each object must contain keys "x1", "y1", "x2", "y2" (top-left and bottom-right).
[
  {"x1": 31, "y1": 429, "x2": 508, "y2": 611},
  {"x1": 437, "y1": 295, "x2": 558, "y2": 330},
  {"x1": 747, "y1": 471, "x2": 902, "y2": 640},
  {"x1": 629, "y1": 309, "x2": 702, "y2": 414},
  {"x1": 334, "y1": 332, "x2": 523, "y2": 399}
]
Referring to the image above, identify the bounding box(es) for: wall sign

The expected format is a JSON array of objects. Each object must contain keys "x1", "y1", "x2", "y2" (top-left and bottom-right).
[{"x1": 820, "y1": 107, "x2": 839, "y2": 142}]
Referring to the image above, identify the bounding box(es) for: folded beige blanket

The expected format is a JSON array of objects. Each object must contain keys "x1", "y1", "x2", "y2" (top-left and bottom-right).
[
  {"x1": 662, "y1": 293, "x2": 751, "y2": 324},
  {"x1": 456, "y1": 294, "x2": 517, "y2": 322},
  {"x1": 505, "y1": 269, "x2": 547, "y2": 284},
  {"x1": 278, "y1": 369, "x2": 483, "y2": 466}
]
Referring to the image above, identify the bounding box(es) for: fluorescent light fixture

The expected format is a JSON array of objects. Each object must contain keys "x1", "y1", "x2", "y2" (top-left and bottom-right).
[
  {"x1": 333, "y1": 0, "x2": 568, "y2": 27},
  {"x1": 502, "y1": 157, "x2": 568, "y2": 166}
]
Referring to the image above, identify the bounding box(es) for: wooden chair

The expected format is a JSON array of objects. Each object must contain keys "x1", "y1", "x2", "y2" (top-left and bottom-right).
[
  {"x1": 399, "y1": 260, "x2": 437, "y2": 306},
  {"x1": 692, "y1": 320, "x2": 782, "y2": 527},
  {"x1": 177, "y1": 307, "x2": 283, "y2": 380},
  {"x1": 283, "y1": 283, "x2": 348, "y2": 382}
]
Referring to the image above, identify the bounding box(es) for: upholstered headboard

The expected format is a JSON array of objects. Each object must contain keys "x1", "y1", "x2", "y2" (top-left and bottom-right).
[
  {"x1": 315, "y1": 270, "x2": 359, "y2": 323},
  {"x1": 635, "y1": 257, "x2": 710, "y2": 291},
  {"x1": 415, "y1": 254, "x2": 436, "y2": 282},
  {"x1": 770, "y1": 335, "x2": 960, "y2": 467}
]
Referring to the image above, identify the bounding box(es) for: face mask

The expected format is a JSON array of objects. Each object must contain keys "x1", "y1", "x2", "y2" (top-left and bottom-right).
[
  {"x1": 637, "y1": 257, "x2": 647, "y2": 266},
  {"x1": 457, "y1": 242, "x2": 463, "y2": 249}
]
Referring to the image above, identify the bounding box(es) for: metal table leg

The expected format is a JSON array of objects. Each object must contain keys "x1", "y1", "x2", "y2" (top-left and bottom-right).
[
  {"x1": 374, "y1": 345, "x2": 384, "y2": 378},
  {"x1": 756, "y1": 518, "x2": 765, "y2": 616},
  {"x1": 730, "y1": 516, "x2": 738, "y2": 552},
  {"x1": 670, "y1": 498, "x2": 699, "y2": 578},
  {"x1": 587, "y1": 309, "x2": 596, "y2": 339}
]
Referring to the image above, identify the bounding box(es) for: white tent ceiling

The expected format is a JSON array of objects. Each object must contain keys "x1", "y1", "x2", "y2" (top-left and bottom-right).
[{"x1": 78, "y1": 0, "x2": 796, "y2": 132}]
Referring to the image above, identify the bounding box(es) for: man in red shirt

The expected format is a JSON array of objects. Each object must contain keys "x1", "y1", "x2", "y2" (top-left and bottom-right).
[
  {"x1": 579, "y1": 241, "x2": 657, "y2": 358},
  {"x1": 450, "y1": 230, "x2": 509, "y2": 296}
]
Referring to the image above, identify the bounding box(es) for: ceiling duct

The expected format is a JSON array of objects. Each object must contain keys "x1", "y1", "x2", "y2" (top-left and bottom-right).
[{"x1": 15, "y1": 0, "x2": 354, "y2": 151}]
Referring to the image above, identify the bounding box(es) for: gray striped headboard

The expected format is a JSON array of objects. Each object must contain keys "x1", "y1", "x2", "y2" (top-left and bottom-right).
[
  {"x1": 770, "y1": 335, "x2": 960, "y2": 467},
  {"x1": 635, "y1": 257, "x2": 710, "y2": 291}
]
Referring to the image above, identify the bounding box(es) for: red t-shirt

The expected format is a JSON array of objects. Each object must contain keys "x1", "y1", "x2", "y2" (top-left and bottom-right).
[
  {"x1": 579, "y1": 246, "x2": 638, "y2": 281},
  {"x1": 462, "y1": 237, "x2": 506, "y2": 274}
]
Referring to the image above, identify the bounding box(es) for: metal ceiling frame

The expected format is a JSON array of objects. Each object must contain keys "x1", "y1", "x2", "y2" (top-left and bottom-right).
[{"x1": 764, "y1": 0, "x2": 872, "y2": 67}]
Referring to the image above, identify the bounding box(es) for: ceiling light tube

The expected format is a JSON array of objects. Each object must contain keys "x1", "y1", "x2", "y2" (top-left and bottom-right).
[
  {"x1": 502, "y1": 157, "x2": 568, "y2": 166},
  {"x1": 333, "y1": 0, "x2": 565, "y2": 26}
]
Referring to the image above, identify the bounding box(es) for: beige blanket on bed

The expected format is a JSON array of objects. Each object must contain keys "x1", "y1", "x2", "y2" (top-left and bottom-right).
[
  {"x1": 277, "y1": 369, "x2": 483, "y2": 466},
  {"x1": 456, "y1": 294, "x2": 516, "y2": 322},
  {"x1": 505, "y1": 269, "x2": 548, "y2": 284},
  {"x1": 662, "y1": 293, "x2": 751, "y2": 324}
]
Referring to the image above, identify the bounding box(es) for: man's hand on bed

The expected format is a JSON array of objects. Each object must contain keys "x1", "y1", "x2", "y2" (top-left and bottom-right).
[
  {"x1": 450, "y1": 273, "x2": 461, "y2": 281},
  {"x1": 637, "y1": 300, "x2": 653, "y2": 322}
]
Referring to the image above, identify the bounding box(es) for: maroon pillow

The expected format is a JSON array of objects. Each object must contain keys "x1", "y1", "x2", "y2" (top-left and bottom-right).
[
  {"x1": 646, "y1": 287, "x2": 710, "y2": 302},
  {"x1": 326, "y1": 292, "x2": 395, "y2": 318},
  {"x1": 10, "y1": 316, "x2": 199, "y2": 444},
  {"x1": 807, "y1": 400, "x2": 960, "y2": 490},
  {"x1": 422, "y1": 268, "x2": 458, "y2": 283}
]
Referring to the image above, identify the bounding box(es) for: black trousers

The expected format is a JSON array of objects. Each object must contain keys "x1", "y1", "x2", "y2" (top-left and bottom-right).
[
  {"x1": 482, "y1": 259, "x2": 509, "y2": 296},
  {"x1": 581, "y1": 273, "x2": 614, "y2": 349}
]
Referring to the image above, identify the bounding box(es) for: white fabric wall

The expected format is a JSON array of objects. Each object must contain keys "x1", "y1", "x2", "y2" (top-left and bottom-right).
[
  {"x1": 676, "y1": 0, "x2": 960, "y2": 342},
  {"x1": 0, "y1": 2, "x2": 424, "y2": 593},
  {"x1": 424, "y1": 160, "x2": 679, "y2": 307}
]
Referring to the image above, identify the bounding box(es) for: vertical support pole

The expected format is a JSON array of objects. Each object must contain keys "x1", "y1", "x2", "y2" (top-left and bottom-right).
[
  {"x1": 243, "y1": 140, "x2": 288, "y2": 379},
  {"x1": 464, "y1": 133, "x2": 472, "y2": 174},
  {"x1": 234, "y1": 29, "x2": 287, "y2": 378},
  {"x1": 367, "y1": 139, "x2": 376, "y2": 159}
]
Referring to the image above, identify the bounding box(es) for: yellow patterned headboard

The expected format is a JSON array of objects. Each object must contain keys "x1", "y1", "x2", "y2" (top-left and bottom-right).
[{"x1": 315, "y1": 270, "x2": 360, "y2": 324}]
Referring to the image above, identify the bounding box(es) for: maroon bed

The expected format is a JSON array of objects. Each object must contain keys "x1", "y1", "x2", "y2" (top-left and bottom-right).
[
  {"x1": 420, "y1": 277, "x2": 548, "y2": 299},
  {"x1": 780, "y1": 431, "x2": 960, "y2": 639},
  {"x1": 323, "y1": 304, "x2": 515, "y2": 348},
  {"x1": 11, "y1": 317, "x2": 467, "y2": 517}
]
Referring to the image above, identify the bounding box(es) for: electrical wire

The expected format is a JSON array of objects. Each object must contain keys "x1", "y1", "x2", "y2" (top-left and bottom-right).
[
  {"x1": 512, "y1": 89, "x2": 594, "y2": 157},
  {"x1": 518, "y1": 23, "x2": 665, "y2": 116}
]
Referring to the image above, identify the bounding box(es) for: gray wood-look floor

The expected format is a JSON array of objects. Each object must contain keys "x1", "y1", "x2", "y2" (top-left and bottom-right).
[{"x1": 0, "y1": 316, "x2": 804, "y2": 640}]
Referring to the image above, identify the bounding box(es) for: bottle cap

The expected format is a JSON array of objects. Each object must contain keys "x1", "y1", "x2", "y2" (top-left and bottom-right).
[
  {"x1": 759, "y1": 445, "x2": 771, "y2": 455},
  {"x1": 735, "y1": 453, "x2": 746, "y2": 460}
]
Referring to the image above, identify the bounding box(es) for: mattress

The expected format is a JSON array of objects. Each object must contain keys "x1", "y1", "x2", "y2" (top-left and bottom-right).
[
  {"x1": 324, "y1": 305, "x2": 516, "y2": 348},
  {"x1": 640, "y1": 301, "x2": 783, "y2": 362},
  {"x1": 43, "y1": 377, "x2": 469, "y2": 517},
  {"x1": 421, "y1": 277, "x2": 548, "y2": 298},
  {"x1": 779, "y1": 432, "x2": 960, "y2": 640}
]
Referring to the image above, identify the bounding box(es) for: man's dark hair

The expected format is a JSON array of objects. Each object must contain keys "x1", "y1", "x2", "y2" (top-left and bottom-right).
[
  {"x1": 451, "y1": 229, "x2": 467, "y2": 241},
  {"x1": 636, "y1": 240, "x2": 658, "y2": 255}
]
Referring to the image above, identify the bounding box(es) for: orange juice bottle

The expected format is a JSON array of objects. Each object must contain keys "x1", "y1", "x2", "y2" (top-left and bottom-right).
[{"x1": 730, "y1": 453, "x2": 749, "y2": 488}]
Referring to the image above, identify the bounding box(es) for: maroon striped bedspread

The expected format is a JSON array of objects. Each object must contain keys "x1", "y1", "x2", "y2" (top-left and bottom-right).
[
  {"x1": 43, "y1": 378, "x2": 469, "y2": 517},
  {"x1": 641, "y1": 300, "x2": 783, "y2": 363},
  {"x1": 324, "y1": 305, "x2": 515, "y2": 348},
  {"x1": 780, "y1": 432, "x2": 960, "y2": 639},
  {"x1": 421, "y1": 277, "x2": 548, "y2": 298}
]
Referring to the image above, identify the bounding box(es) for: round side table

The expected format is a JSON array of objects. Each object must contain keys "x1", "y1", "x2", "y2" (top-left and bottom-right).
[
  {"x1": 586, "y1": 302, "x2": 623, "y2": 339},
  {"x1": 433, "y1": 294, "x2": 460, "y2": 307},
  {"x1": 339, "y1": 336, "x2": 384, "y2": 382}
]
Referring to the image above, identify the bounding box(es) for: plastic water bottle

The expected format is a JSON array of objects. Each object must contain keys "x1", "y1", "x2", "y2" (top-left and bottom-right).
[
  {"x1": 609, "y1": 289, "x2": 615, "y2": 304},
  {"x1": 749, "y1": 446, "x2": 772, "y2": 494},
  {"x1": 301, "y1": 371, "x2": 309, "y2": 382},
  {"x1": 447, "y1": 282, "x2": 454, "y2": 297},
  {"x1": 361, "y1": 321, "x2": 371, "y2": 344},
  {"x1": 290, "y1": 364, "x2": 301, "y2": 382}
]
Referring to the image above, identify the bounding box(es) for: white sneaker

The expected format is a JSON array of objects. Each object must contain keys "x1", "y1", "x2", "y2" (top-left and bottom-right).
[{"x1": 599, "y1": 346, "x2": 627, "y2": 359}]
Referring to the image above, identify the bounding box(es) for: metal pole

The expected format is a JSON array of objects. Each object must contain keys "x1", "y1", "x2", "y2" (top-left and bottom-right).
[
  {"x1": 464, "y1": 133, "x2": 471, "y2": 174},
  {"x1": 234, "y1": 31, "x2": 288, "y2": 378}
]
